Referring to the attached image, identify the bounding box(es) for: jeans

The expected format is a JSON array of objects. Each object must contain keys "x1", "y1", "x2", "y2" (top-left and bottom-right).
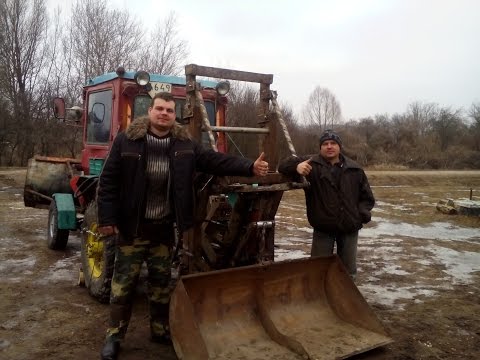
[{"x1": 312, "y1": 229, "x2": 358, "y2": 279}]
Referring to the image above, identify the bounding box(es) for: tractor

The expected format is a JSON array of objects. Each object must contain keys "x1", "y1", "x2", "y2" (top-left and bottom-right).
[{"x1": 24, "y1": 64, "x2": 392, "y2": 359}]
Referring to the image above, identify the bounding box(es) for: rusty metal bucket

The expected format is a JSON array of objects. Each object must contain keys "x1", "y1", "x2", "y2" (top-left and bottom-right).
[
  {"x1": 170, "y1": 255, "x2": 392, "y2": 360},
  {"x1": 24, "y1": 156, "x2": 80, "y2": 208}
]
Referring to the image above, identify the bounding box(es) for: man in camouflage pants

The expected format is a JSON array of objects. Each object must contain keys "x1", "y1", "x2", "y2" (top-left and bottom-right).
[
  {"x1": 97, "y1": 92, "x2": 269, "y2": 360},
  {"x1": 106, "y1": 225, "x2": 173, "y2": 344}
]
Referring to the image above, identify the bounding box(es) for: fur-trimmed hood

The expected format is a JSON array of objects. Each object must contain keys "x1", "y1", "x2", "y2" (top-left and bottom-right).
[{"x1": 125, "y1": 116, "x2": 191, "y2": 141}]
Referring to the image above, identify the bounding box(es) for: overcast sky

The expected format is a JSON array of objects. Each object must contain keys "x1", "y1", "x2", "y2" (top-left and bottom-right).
[{"x1": 52, "y1": 0, "x2": 480, "y2": 120}]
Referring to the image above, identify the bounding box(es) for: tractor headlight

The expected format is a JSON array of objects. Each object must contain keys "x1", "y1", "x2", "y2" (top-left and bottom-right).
[
  {"x1": 215, "y1": 81, "x2": 230, "y2": 96},
  {"x1": 134, "y1": 70, "x2": 150, "y2": 86}
]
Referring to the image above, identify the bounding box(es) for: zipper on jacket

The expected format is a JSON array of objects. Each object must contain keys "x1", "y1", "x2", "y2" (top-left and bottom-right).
[
  {"x1": 134, "y1": 152, "x2": 144, "y2": 237},
  {"x1": 175, "y1": 150, "x2": 194, "y2": 157},
  {"x1": 121, "y1": 152, "x2": 142, "y2": 159}
]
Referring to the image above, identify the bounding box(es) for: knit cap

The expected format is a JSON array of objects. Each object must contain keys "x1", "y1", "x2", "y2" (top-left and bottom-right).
[{"x1": 319, "y1": 129, "x2": 342, "y2": 147}]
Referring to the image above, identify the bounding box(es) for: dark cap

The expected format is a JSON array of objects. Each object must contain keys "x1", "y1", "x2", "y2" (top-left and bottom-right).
[{"x1": 319, "y1": 129, "x2": 342, "y2": 147}]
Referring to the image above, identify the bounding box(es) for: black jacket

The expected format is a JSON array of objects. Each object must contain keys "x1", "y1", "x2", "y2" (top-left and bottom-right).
[
  {"x1": 278, "y1": 153, "x2": 374, "y2": 233},
  {"x1": 97, "y1": 116, "x2": 254, "y2": 242}
]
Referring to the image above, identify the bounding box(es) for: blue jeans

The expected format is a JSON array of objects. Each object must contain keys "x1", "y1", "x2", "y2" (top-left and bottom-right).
[{"x1": 312, "y1": 229, "x2": 358, "y2": 279}]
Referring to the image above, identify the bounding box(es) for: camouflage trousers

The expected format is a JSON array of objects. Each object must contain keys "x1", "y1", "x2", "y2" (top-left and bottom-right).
[{"x1": 105, "y1": 228, "x2": 173, "y2": 342}]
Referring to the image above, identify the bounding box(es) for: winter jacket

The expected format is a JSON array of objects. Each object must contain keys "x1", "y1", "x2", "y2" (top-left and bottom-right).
[
  {"x1": 278, "y1": 153, "x2": 374, "y2": 233},
  {"x1": 97, "y1": 116, "x2": 254, "y2": 243}
]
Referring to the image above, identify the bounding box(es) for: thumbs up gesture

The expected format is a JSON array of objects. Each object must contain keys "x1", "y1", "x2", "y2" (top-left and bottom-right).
[
  {"x1": 296, "y1": 158, "x2": 312, "y2": 176},
  {"x1": 253, "y1": 152, "x2": 269, "y2": 177}
]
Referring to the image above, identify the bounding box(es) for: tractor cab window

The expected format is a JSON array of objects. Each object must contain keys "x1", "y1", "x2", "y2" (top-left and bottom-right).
[
  {"x1": 133, "y1": 96, "x2": 151, "y2": 119},
  {"x1": 86, "y1": 90, "x2": 112, "y2": 144}
]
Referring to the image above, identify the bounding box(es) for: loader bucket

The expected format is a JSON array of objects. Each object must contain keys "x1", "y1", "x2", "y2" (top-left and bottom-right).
[
  {"x1": 24, "y1": 156, "x2": 80, "y2": 208},
  {"x1": 170, "y1": 255, "x2": 392, "y2": 360}
]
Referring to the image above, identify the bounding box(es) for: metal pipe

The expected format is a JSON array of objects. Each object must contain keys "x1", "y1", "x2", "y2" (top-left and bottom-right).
[
  {"x1": 24, "y1": 188, "x2": 53, "y2": 202},
  {"x1": 270, "y1": 90, "x2": 309, "y2": 186},
  {"x1": 270, "y1": 91, "x2": 297, "y2": 156}
]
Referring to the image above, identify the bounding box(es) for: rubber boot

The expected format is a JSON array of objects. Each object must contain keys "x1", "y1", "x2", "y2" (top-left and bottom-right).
[
  {"x1": 150, "y1": 301, "x2": 171, "y2": 344},
  {"x1": 100, "y1": 304, "x2": 132, "y2": 359},
  {"x1": 100, "y1": 338, "x2": 120, "y2": 360}
]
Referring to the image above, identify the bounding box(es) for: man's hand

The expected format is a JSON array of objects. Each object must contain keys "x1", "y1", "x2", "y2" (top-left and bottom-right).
[
  {"x1": 296, "y1": 158, "x2": 312, "y2": 176},
  {"x1": 97, "y1": 225, "x2": 118, "y2": 237},
  {"x1": 253, "y1": 152, "x2": 269, "y2": 177}
]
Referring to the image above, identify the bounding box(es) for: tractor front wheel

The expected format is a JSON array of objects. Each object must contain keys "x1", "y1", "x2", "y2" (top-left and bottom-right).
[
  {"x1": 47, "y1": 200, "x2": 69, "y2": 250},
  {"x1": 81, "y1": 202, "x2": 115, "y2": 303}
]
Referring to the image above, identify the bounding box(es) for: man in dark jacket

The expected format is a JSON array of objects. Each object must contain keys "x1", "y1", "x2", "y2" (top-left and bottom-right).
[
  {"x1": 278, "y1": 129, "x2": 374, "y2": 280},
  {"x1": 98, "y1": 92, "x2": 269, "y2": 360}
]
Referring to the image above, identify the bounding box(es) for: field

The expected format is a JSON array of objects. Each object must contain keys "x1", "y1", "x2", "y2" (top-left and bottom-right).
[{"x1": 0, "y1": 168, "x2": 479, "y2": 360}]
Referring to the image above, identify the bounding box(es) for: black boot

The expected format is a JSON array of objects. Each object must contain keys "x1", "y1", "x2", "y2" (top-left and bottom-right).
[
  {"x1": 100, "y1": 338, "x2": 120, "y2": 360},
  {"x1": 150, "y1": 301, "x2": 171, "y2": 344},
  {"x1": 101, "y1": 303, "x2": 131, "y2": 360}
]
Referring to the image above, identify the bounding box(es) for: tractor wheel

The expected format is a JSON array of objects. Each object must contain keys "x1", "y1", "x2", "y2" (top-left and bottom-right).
[
  {"x1": 81, "y1": 202, "x2": 115, "y2": 303},
  {"x1": 47, "y1": 200, "x2": 69, "y2": 250}
]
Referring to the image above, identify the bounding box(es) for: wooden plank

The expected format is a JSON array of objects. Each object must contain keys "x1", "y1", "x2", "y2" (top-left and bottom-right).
[
  {"x1": 185, "y1": 64, "x2": 273, "y2": 84},
  {"x1": 214, "y1": 172, "x2": 291, "y2": 186}
]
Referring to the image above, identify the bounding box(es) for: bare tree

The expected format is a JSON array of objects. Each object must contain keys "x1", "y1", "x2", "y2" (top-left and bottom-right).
[
  {"x1": 0, "y1": 0, "x2": 48, "y2": 111},
  {"x1": 469, "y1": 102, "x2": 480, "y2": 124},
  {"x1": 468, "y1": 102, "x2": 480, "y2": 151},
  {"x1": 68, "y1": 0, "x2": 143, "y2": 84},
  {"x1": 302, "y1": 86, "x2": 341, "y2": 130},
  {"x1": 406, "y1": 101, "x2": 438, "y2": 138},
  {"x1": 431, "y1": 107, "x2": 463, "y2": 152},
  {"x1": 358, "y1": 117, "x2": 375, "y2": 144},
  {"x1": 0, "y1": 0, "x2": 49, "y2": 165},
  {"x1": 224, "y1": 82, "x2": 259, "y2": 159},
  {"x1": 138, "y1": 12, "x2": 189, "y2": 75}
]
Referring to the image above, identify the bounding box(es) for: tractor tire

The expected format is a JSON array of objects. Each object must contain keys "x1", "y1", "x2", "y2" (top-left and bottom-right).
[
  {"x1": 47, "y1": 200, "x2": 69, "y2": 250},
  {"x1": 81, "y1": 202, "x2": 115, "y2": 303}
]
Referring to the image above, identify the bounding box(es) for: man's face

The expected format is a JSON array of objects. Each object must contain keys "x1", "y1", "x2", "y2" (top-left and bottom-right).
[
  {"x1": 320, "y1": 140, "x2": 341, "y2": 162},
  {"x1": 148, "y1": 98, "x2": 176, "y2": 132}
]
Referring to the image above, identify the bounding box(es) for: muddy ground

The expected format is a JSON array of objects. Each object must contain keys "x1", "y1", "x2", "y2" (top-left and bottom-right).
[{"x1": 0, "y1": 168, "x2": 479, "y2": 360}]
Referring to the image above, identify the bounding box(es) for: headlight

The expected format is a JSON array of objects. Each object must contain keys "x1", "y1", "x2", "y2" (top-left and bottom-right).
[
  {"x1": 215, "y1": 81, "x2": 230, "y2": 96},
  {"x1": 134, "y1": 70, "x2": 150, "y2": 86}
]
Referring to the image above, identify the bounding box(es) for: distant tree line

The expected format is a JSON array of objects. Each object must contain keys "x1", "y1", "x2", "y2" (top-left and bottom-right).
[
  {"x1": 1, "y1": 0, "x2": 478, "y2": 169},
  {"x1": 227, "y1": 84, "x2": 480, "y2": 170}
]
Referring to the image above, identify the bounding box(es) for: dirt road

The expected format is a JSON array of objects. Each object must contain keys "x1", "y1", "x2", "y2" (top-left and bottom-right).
[{"x1": 1, "y1": 168, "x2": 479, "y2": 360}]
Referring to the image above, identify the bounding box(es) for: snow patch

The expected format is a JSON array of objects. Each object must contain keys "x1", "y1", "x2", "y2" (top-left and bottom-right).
[
  {"x1": 362, "y1": 217, "x2": 480, "y2": 241},
  {"x1": 38, "y1": 253, "x2": 80, "y2": 284},
  {"x1": 274, "y1": 248, "x2": 308, "y2": 261},
  {"x1": 359, "y1": 284, "x2": 440, "y2": 310}
]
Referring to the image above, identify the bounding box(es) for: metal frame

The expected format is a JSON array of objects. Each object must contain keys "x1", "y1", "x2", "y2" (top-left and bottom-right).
[{"x1": 179, "y1": 64, "x2": 307, "y2": 274}]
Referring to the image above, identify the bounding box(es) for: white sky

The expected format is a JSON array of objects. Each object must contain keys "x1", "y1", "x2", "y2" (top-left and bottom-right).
[{"x1": 50, "y1": 0, "x2": 480, "y2": 120}]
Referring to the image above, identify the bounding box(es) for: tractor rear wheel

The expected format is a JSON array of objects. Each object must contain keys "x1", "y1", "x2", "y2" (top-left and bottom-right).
[
  {"x1": 81, "y1": 202, "x2": 115, "y2": 303},
  {"x1": 47, "y1": 200, "x2": 69, "y2": 250}
]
